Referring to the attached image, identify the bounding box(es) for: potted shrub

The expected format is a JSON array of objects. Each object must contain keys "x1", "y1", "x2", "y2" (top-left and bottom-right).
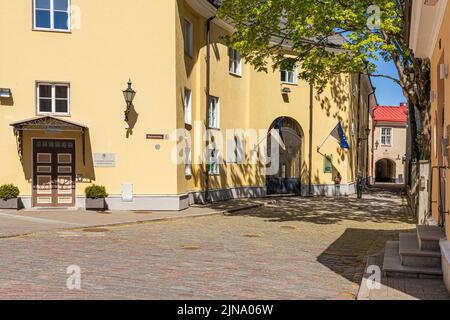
[
  {"x1": 0, "y1": 184, "x2": 20, "y2": 209},
  {"x1": 85, "y1": 185, "x2": 108, "y2": 211}
]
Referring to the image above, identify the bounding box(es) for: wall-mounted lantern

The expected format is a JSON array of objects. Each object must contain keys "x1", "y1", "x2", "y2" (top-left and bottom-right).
[
  {"x1": 0, "y1": 88, "x2": 12, "y2": 98},
  {"x1": 281, "y1": 87, "x2": 291, "y2": 94},
  {"x1": 122, "y1": 79, "x2": 136, "y2": 122},
  {"x1": 375, "y1": 140, "x2": 380, "y2": 149}
]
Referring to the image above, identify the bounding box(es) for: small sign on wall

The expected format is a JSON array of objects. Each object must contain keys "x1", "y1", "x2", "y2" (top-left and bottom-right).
[
  {"x1": 93, "y1": 153, "x2": 116, "y2": 167},
  {"x1": 324, "y1": 154, "x2": 333, "y2": 173},
  {"x1": 146, "y1": 134, "x2": 168, "y2": 140}
]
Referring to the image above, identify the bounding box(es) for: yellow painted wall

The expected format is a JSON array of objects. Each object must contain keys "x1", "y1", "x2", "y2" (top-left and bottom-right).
[
  {"x1": 177, "y1": 1, "x2": 373, "y2": 196},
  {"x1": 0, "y1": 0, "x2": 374, "y2": 208},
  {"x1": 0, "y1": 0, "x2": 179, "y2": 198},
  {"x1": 430, "y1": 1, "x2": 450, "y2": 234}
]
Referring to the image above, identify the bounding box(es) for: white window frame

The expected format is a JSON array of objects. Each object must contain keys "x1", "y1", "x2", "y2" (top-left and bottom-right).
[
  {"x1": 229, "y1": 48, "x2": 242, "y2": 76},
  {"x1": 380, "y1": 127, "x2": 393, "y2": 146},
  {"x1": 207, "y1": 149, "x2": 220, "y2": 175},
  {"x1": 33, "y1": 0, "x2": 72, "y2": 32},
  {"x1": 184, "y1": 18, "x2": 193, "y2": 57},
  {"x1": 208, "y1": 96, "x2": 220, "y2": 129},
  {"x1": 184, "y1": 88, "x2": 192, "y2": 125},
  {"x1": 36, "y1": 82, "x2": 70, "y2": 116},
  {"x1": 281, "y1": 66, "x2": 298, "y2": 84},
  {"x1": 185, "y1": 145, "x2": 192, "y2": 176}
]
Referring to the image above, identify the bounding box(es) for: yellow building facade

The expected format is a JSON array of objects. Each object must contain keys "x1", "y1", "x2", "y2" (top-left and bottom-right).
[
  {"x1": 0, "y1": 0, "x2": 374, "y2": 210},
  {"x1": 409, "y1": 0, "x2": 450, "y2": 236}
]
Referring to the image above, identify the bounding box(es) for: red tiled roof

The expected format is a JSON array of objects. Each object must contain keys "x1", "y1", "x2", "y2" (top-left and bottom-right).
[{"x1": 373, "y1": 105, "x2": 407, "y2": 123}]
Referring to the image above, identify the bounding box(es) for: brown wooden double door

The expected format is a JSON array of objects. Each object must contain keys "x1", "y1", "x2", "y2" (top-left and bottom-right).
[{"x1": 33, "y1": 139, "x2": 76, "y2": 207}]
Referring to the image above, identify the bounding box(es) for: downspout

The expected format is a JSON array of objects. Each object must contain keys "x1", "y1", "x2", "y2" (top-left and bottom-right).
[
  {"x1": 356, "y1": 74, "x2": 362, "y2": 176},
  {"x1": 372, "y1": 118, "x2": 378, "y2": 183},
  {"x1": 308, "y1": 82, "x2": 314, "y2": 196},
  {"x1": 205, "y1": 15, "x2": 215, "y2": 203},
  {"x1": 366, "y1": 90, "x2": 376, "y2": 185}
]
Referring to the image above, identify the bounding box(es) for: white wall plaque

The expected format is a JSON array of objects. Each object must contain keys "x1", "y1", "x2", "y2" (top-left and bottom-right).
[
  {"x1": 93, "y1": 153, "x2": 116, "y2": 167},
  {"x1": 122, "y1": 183, "x2": 133, "y2": 202}
]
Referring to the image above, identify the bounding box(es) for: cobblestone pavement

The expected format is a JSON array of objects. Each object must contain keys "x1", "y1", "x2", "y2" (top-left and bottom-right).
[
  {"x1": 358, "y1": 254, "x2": 450, "y2": 300},
  {"x1": 0, "y1": 188, "x2": 438, "y2": 300},
  {"x1": 0, "y1": 199, "x2": 265, "y2": 238}
]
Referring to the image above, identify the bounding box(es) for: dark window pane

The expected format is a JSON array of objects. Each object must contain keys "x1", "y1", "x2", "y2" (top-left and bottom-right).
[
  {"x1": 39, "y1": 85, "x2": 52, "y2": 98},
  {"x1": 55, "y1": 100, "x2": 68, "y2": 113},
  {"x1": 39, "y1": 99, "x2": 52, "y2": 112},
  {"x1": 36, "y1": 10, "x2": 51, "y2": 28},
  {"x1": 35, "y1": 0, "x2": 50, "y2": 9},
  {"x1": 54, "y1": 0, "x2": 69, "y2": 11},
  {"x1": 55, "y1": 86, "x2": 68, "y2": 98},
  {"x1": 54, "y1": 12, "x2": 69, "y2": 30}
]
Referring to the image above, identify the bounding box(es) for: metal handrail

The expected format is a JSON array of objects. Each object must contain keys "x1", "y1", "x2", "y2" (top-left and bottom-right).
[{"x1": 429, "y1": 165, "x2": 448, "y2": 227}]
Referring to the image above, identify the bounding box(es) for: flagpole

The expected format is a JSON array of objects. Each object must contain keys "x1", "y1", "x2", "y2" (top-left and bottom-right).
[{"x1": 317, "y1": 123, "x2": 338, "y2": 152}]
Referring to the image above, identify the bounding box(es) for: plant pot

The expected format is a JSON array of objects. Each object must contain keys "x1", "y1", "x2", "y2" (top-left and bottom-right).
[
  {"x1": 85, "y1": 198, "x2": 106, "y2": 211},
  {"x1": 0, "y1": 198, "x2": 19, "y2": 209}
]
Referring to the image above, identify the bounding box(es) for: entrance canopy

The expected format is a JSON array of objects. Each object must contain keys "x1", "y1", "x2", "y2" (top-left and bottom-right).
[{"x1": 10, "y1": 116, "x2": 88, "y2": 164}]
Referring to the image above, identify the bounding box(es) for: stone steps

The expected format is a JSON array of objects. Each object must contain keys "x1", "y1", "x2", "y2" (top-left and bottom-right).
[
  {"x1": 383, "y1": 241, "x2": 443, "y2": 278},
  {"x1": 417, "y1": 225, "x2": 446, "y2": 252},
  {"x1": 399, "y1": 233, "x2": 441, "y2": 268}
]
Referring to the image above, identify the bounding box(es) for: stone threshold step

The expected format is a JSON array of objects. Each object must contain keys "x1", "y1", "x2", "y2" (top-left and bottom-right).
[
  {"x1": 400, "y1": 233, "x2": 441, "y2": 258},
  {"x1": 417, "y1": 225, "x2": 446, "y2": 241},
  {"x1": 383, "y1": 241, "x2": 442, "y2": 278},
  {"x1": 417, "y1": 225, "x2": 446, "y2": 252}
]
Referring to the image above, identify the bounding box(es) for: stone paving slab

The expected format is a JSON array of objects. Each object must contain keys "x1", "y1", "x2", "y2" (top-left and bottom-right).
[
  {"x1": 0, "y1": 189, "x2": 425, "y2": 300},
  {"x1": 0, "y1": 199, "x2": 267, "y2": 239},
  {"x1": 357, "y1": 253, "x2": 450, "y2": 300}
]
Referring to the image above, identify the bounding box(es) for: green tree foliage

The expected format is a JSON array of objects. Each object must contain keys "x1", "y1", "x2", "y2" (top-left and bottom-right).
[{"x1": 218, "y1": 0, "x2": 430, "y2": 159}]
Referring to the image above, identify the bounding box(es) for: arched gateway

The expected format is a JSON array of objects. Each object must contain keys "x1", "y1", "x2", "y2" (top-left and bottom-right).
[
  {"x1": 375, "y1": 158, "x2": 397, "y2": 183},
  {"x1": 266, "y1": 117, "x2": 303, "y2": 194}
]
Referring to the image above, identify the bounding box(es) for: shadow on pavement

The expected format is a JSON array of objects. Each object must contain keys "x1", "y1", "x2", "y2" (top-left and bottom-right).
[
  {"x1": 316, "y1": 228, "x2": 415, "y2": 286},
  {"x1": 227, "y1": 195, "x2": 414, "y2": 225}
]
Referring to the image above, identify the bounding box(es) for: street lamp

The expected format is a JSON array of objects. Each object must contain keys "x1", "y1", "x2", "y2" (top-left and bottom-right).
[
  {"x1": 123, "y1": 79, "x2": 136, "y2": 122},
  {"x1": 375, "y1": 140, "x2": 380, "y2": 149}
]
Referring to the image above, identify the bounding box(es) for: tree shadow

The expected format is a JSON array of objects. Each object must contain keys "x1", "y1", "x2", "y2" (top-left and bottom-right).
[
  {"x1": 227, "y1": 189, "x2": 414, "y2": 225},
  {"x1": 316, "y1": 227, "x2": 415, "y2": 286}
]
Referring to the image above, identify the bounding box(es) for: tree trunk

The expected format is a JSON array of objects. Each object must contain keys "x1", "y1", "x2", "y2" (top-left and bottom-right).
[
  {"x1": 401, "y1": 57, "x2": 431, "y2": 161},
  {"x1": 408, "y1": 100, "x2": 419, "y2": 160},
  {"x1": 418, "y1": 106, "x2": 432, "y2": 160}
]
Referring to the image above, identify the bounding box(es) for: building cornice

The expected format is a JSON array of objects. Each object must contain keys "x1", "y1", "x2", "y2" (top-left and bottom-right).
[
  {"x1": 409, "y1": 0, "x2": 448, "y2": 58},
  {"x1": 185, "y1": 0, "x2": 235, "y2": 33}
]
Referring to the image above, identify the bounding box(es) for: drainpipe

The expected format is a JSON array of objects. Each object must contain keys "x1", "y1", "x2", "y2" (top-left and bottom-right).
[
  {"x1": 308, "y1": 82, "x2": 314, "y2": 196},
  {"x1": 366, "y1": 90, "x2": 376, "y2": 185},
  {"x1": 356, "y1": 74, "x2": 362, "y2": 176},
  {"x1": 372, "y1": 118, "x2": 378, "y2": 184},
  {"x1": 205, "y1": 16, "x2": 215, "y2": 204}
]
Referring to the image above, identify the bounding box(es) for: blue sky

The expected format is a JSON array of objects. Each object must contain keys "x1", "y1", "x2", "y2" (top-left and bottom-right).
[{"x1": 371, "y1": 59, "x2": 406, "y2": 106}]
